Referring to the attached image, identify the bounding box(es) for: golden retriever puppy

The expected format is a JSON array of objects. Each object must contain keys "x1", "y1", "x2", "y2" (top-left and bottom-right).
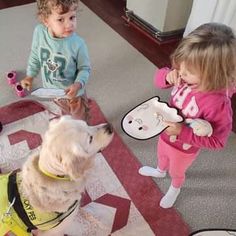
[{"x1": 0, "y1": 116, "x2": 113, "y2": 236}]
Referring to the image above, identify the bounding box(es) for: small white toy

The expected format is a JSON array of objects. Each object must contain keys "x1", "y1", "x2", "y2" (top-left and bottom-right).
[
  {"x1": 186, "y1": 118, "x2": 213, "y2": 136},
  {"x1": 121, "y1": 96, "x2": 183, "y2": 140},
  {"x1": 170, "y1": 118, "x2": 213, "y2": 150}
]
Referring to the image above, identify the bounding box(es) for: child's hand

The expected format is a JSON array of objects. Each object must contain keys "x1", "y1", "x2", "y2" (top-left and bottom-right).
[
  {"x1": 164, "y1": 121, "x2": 183, "y2": 136},
  {"x1": 166, "y1": 69, "x2": 182, "y2": 86},
  {"x1": 20, "y1": 76, "x2": 34, "y2": 91},
  {"x1": 65, "y1": 82, "x2": 81, "y2": 99}
]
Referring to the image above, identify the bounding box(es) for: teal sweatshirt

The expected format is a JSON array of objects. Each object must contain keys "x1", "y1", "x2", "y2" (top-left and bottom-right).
[{"x1": 27, "y1": 24, "x2": 91, "y2": 96}]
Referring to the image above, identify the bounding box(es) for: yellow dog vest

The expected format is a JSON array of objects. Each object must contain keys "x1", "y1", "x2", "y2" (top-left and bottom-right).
[{"x1": 0, "y1": 172, "x2": 78, "y2": 235}]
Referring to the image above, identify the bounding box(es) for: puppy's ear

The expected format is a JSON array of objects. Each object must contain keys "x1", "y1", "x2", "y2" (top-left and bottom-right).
[{"x1": 62, "y1": 145, "x2": 94, "y2": 181}]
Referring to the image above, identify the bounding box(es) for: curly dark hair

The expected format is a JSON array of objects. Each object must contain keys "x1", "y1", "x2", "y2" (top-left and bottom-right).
[{"x1": 37, "y1": 0, "x2": 79, "y2": 19}]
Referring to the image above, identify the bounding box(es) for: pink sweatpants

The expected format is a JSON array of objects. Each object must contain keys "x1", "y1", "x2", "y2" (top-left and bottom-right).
[{"x1": 157, "y1": 137, "x2": 199, "y2": 188}]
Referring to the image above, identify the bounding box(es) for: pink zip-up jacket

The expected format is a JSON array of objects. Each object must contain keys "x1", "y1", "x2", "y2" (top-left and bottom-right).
[{"x1": 154, "y1": 67, "x2": 233, "y2": 154}]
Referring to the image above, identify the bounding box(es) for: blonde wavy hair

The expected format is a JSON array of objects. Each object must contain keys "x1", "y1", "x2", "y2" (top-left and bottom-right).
[
  {"x1": 37, "y1": 0, "x2": 79, "y2": 20},
  {"x1": 171, "y1": 23, "x2": 236, "y2": 92}
]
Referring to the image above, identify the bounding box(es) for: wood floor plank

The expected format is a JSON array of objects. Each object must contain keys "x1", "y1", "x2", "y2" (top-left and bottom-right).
[{"x1": 0, "y1": 0, "x2": 35, "y2": 10}]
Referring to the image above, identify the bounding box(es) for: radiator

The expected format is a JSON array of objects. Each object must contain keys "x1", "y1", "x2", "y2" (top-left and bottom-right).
[{"x1": 126, "y1": 0, "x2": 193, "y2": 40}]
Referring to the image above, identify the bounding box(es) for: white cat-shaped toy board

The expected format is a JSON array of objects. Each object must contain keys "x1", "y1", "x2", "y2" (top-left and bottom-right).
[
  {"x1": 190, "y1": 229, "x2": 236, "y2": 236},
  {"x1": 121, "y1": 96, "x2": 183, "y2": 140}
]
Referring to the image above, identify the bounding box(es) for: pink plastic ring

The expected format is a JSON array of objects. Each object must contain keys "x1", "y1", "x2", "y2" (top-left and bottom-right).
[
  {"x1": 7, "y1": 71, "x2": 17, "y2": 85},
  {"x1": 15, "y1": 83, "x2": 25, "y2": 97}
]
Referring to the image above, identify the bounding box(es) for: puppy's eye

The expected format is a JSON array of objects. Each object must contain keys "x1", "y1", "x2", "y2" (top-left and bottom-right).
[{"x1": 89, "y1": 135, "x2": 93, "y2": 144}]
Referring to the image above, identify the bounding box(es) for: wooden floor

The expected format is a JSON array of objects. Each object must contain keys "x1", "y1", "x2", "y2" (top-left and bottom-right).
[
  {"x1": 1, "y1": 0, "x2": 236, "y2": 132},
  {"x1": 0, "y1": 0, "x2": 35, "y2": 9}
]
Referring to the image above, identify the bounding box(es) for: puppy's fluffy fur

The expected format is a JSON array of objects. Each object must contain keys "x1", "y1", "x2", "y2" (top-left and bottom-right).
[{"x1": 19, "y1": 115, "x2": 113, "y2": 235}]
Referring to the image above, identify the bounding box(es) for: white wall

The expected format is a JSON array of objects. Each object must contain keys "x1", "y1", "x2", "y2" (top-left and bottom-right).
[{"x1": 184, "y1": 0, "x2": 236, "y2": 36}]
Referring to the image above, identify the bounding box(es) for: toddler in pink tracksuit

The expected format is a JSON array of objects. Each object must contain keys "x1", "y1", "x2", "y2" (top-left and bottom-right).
[{"x1": 139, "y1": 23, "x2": 236, "y2": 208}]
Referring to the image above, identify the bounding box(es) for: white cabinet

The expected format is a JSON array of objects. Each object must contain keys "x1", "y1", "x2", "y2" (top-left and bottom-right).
[{"x1": 126, "y1": 0, "x2": 193, "y2": 39}]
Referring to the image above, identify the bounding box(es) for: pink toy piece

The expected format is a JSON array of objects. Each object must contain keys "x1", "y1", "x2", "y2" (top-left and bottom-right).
[
  {"x1": 15, "y1": 83, "x2": 26, "y2": 97},
  {"x1": 6, "y1": 70, "x2": 27, "y2": 97},
  {"x1": 6, "y1": 71, "x2": 17, "y2": 85}
]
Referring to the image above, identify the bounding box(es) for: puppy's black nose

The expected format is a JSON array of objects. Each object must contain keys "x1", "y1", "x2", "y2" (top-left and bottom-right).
[{"x1": 104, "y1": 123, "x2": 113, "y2": 134}]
